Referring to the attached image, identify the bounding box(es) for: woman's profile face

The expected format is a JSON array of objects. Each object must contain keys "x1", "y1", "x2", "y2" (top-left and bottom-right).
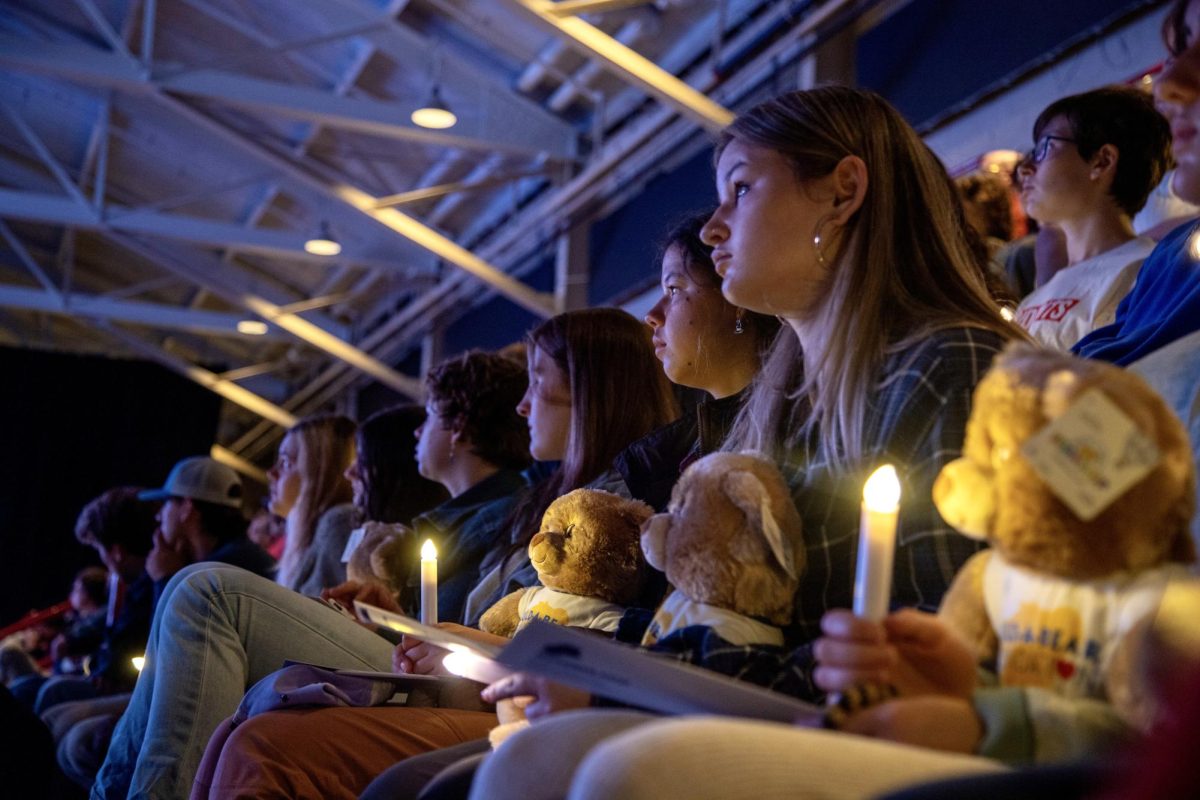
[
  {"x1": 344, "y1": 452, "x2": 366, "y2": 510},
  {"x1": 267, "y1": 431, "x2": 302, "y2": 517},
  {"x1": 702, "y1": 138, "x2": 836, "y2": 320},
  {"x1": 516, "y1": 346, "x2": 571, "y2": 462},
  {"x1": 1157, "y1": 0, "x2": 1200, "y2": 203},
  {"x1": 645, "y1": 245, "x2": 739, "y2": 392}
]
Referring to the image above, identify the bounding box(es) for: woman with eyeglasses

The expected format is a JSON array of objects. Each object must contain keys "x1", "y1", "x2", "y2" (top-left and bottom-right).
[{"x1": 1013, "y1": 86, "x2": 1172, "y2": 350}]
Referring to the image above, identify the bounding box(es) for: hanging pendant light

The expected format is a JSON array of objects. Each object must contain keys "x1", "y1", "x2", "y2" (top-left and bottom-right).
[
  {"x1": 411, "y1": 85, "x2": 457, "y2": 130},
  {"x1": 304, "y1": 220, "x2": 341, "y2": 256}
]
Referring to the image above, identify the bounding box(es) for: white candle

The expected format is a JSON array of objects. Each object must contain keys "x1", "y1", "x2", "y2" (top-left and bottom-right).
[
  {"x1": 420, "y1": 538, "x2": 438, "y2": 625},
  {"x1": 853, "y1": 464, "x2": 901, "y2": 621}
]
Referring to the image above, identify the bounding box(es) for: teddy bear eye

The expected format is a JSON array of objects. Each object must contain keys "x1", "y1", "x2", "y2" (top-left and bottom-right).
[{"x1": 563, "y1": 524, "x2": 575, "y2": 539}]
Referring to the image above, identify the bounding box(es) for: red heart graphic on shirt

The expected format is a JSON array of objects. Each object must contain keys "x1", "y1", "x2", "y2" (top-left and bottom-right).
[{"x1": 1056, "y1": 660, "x2": 1076, "y2": 679}]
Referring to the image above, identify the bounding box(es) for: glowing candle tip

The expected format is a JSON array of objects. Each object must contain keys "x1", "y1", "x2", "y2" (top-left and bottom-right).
[{"x1": 863, "y1": 465, "x2": 901, "y2": 513}]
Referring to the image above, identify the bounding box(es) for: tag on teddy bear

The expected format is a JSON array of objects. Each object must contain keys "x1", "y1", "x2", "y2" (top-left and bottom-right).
[{"x1": 1021, "y1": 388, "x2": 1161, "y2": 521}]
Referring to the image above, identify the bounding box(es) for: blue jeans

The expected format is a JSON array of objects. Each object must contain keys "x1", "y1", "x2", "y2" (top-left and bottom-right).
[{"x1": 91, "y1": 563, "x2": 395, "y2": 799}]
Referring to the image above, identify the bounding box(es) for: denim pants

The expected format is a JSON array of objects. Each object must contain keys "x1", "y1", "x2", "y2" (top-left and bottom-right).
[{"x1": 91, "y1": 563, "x2": 395, "y2": 800}]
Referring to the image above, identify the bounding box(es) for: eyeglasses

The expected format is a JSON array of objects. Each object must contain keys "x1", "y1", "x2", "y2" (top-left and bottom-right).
[{"x1": 1031, "y1": 135, "x2": 1077, "y2": 164}]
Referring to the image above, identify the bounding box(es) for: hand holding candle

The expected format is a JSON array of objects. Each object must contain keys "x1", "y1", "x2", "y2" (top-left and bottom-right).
[
  {"x1": 420, "y1": 538, "x2": 438, "y2": 625},
  {"x1": 853, "y1": 464, "x2": 901, "y2": 621}
]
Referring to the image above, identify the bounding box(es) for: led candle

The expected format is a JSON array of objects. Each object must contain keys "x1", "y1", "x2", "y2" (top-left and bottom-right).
[
  {"x1": 853, "y1": 464, "x2": 901, "y2": 621},
  {"x1": 420, "y1": 538, "x2": 438, "y2": 625}
]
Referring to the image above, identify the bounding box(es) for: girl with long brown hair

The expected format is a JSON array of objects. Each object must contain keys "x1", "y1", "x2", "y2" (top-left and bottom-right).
[{"x1": 267, "y1": 414, "x2": 357, "y2": 595}]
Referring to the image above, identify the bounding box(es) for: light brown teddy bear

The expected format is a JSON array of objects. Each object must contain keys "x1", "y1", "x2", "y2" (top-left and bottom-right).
[
  {"x1": 640, "y1": 451, "x2": 804, "y2": 647},
  {"x1": 933, "y1": 344, "x2": 1196, "y2": 725},
  {"x1": 480, "y1": 488, "x2": 653, "y2": 638},
  {"x1": 345, "y1": 521, "x2": 416, "y2": 601},
  {"x1": 479, "y1": 488, "x2": 653, "y2": 747}
]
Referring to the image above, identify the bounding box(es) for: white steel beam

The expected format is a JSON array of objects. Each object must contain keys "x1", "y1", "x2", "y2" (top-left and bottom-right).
[
  {"x1": 506, "y1": 0, "x2": 734, "y2": 131},
  {"x1": 0, "y1": 36, "x2": 577, "y2": 159},
  {"x1": 547, "y1": 0, "x2": 656, "y2": 15},
  {"x1": 333, "y1": 185, "x2": 556, "y2": 318},
  {"x1": 112, "y1": 235, "x2": 424, "y2": 398},
  {"x1": 0, "y1": 221, "x2": 60, "y2": 297},
  {"x1": 0, "y1": 188, "x2": 415, "y2": 277},
  {"x1": 0, "y1": 283, "x2": 292, "y2": 341},
  {"x1": 0, "y1": 103, "x2": 92, "y2": 208},
  {"x1": 0, "y1": 36, "x2": 559, "y2": 312},
  {"x1": 210, "y1": 444, "x2": 269, "y2": 484},
  {"x1": 98, "y1": 322, "x2": 299, "y2": 428}
]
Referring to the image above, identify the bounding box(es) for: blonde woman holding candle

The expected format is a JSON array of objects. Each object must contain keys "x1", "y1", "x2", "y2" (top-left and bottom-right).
[{"x1": 469, "y1": 86, "x2": 1027, "y2": 800}]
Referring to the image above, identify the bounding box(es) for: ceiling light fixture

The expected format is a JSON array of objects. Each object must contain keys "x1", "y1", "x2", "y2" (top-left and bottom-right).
[
  {"x1": 411, "y1": 86, "x2": 457, "y2": 129},
  {"x1": 304, "y1": 220, "x2": 342, "y2": 256},
  {"x1": 237, "y1": 320, "x2": 269, "y2": 336}
]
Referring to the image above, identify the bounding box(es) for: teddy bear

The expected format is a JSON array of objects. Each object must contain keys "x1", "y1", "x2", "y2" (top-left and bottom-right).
[
  {"x1": 933, "y1": 343, "x2": 1196, "y2": 725},
  {"x1": 639, "y1": 450, "x2": 805, "y2": 648},
  {"x1": 345, "y1": 521, "x2": 416, "y2": 600},
  {"x1": 478, "y1": 488, "x2": 653, "y2": 746},
  {"x1": 479, "y1": 488, "x2": 653, "y2": 638}
]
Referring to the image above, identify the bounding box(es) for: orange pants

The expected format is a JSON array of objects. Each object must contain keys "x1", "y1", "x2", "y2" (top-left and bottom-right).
[{"x1": 191, "y1": 706, "x2": 496, "y2": 800}]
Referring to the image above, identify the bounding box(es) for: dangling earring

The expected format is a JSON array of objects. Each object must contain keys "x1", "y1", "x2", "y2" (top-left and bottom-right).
[
  {"x1": 448, "y1": 437, "x2": 457, "y2": 463},
  {"x1": 734, "y1": 308, "x2": 745, "y2": 335},
  {"x1": 812, "y1": 214, "x2": 836, "y2": 268}
]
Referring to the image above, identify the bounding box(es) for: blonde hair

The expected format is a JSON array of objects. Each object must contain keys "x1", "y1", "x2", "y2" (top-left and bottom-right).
[
  {"x1": 722, "y1": 87, "x2": 1025, "y2": 466},
  {"x1": 277, "y1": 414, "x2": 356, "y2": 588}
]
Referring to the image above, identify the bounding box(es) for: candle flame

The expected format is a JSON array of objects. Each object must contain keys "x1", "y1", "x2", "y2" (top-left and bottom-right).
[
  {"x1": 421, "y1": 538, "x2": 437, "y2": 560},
  {"x1": 863, "y1": 465, "x2": 901, "y2": 512},
  {"x1": 132, "y1": 656, "x2": 146, "y2": 672}
]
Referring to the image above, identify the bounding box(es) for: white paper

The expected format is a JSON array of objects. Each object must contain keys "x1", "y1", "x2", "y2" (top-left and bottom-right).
[
  {"x1": 497, "y1": 620, "x2": 824, "y2": 725},
  {"x1": 1021, "y1": 388, "x2": 1161, "y2": 521},
  {"x1": 353, "y1": 601, "x2": 504, "y2": 661},
  {"x1": 341, "y1": 527, "x2": 366, "y2": 563}
]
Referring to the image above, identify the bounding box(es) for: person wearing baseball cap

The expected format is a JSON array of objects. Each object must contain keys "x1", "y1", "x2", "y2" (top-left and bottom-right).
[{"x1": 138, "y1": 456, "x2": 276, "y2": 592}]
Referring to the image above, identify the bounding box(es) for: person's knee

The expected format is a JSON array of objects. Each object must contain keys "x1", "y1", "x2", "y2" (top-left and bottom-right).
[
  {"x1": 570, "y1": 721, "x2": 697, "y2": 800},
  {"x1": 167, "y1": 564, "x2": 261, "y2": 617}
]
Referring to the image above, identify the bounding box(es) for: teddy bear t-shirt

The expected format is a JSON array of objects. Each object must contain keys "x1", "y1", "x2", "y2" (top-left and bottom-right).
[
  {"x1": 982, "y1": 551, "x2": 1190, "y2": 698},
  {"x1": 514, "y1": 586, "x2": 625, "y2": 634},
  {"x1": 640, "y1": 590, "x2": 785, "y2": 648}
]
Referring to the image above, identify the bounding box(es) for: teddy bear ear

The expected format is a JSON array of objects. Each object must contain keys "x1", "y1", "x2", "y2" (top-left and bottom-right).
[
  {"x1": 1041, "y1": 369, "x2": 1080, "y2": 420},
  {"x1": 722, "y1": 471, "x2": 799, "y2": 582}
]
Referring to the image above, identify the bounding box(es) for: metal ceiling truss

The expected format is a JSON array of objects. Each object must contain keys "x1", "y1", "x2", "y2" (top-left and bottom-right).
[{"x1": 0, "y1": 0, "x2": 817, "y2": 461}]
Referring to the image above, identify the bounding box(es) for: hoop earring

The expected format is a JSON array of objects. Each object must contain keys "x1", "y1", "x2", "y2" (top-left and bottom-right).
[
  {"x1": 812, "y1": 215, "x2": 837, "y2": 268},
  {"x1": 734, "y1": 308, "x2": 745, "y2": 335}
]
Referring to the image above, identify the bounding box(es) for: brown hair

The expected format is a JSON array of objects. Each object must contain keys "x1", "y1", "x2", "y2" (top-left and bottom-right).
[
  {"x1": 494, "y1": 308, "x2": 679, "y2": 573},
  {"x1": 74, "y1": 486, "x2": 157, "y2": 557},
  {"x1": 425, "y1": 351, "x2": 532, "y2": 471},
  {"x1": 719, "y1": 87, "x2": 1024, "y2": 465},
  {"x1": 661, "y1": 211, "x2": 781, "y2": 345},
  {"x1": 355, "y1": 404, "x2": 451, "y2": 524},
  {"x1": 1032, "y1": 85, "x2": 1172, "y2": 216},
  {"x1": 278, "y1": 414, "x2": 356, "y2": 587}
]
